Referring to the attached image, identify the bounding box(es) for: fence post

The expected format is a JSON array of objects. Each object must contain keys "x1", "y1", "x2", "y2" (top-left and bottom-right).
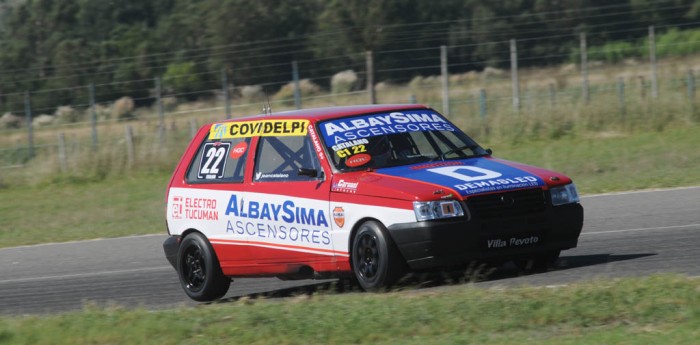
[
  {"x1": 155, "y1": 77, "x2": 165, "y2": 142},
  {"x1": 649, "y1": 26, "x2": 658, "y2": 98},
  {"x1": 580, "y1": 32, "x2": 589, "y2": 104},
  {"x1": 125, "y1": 125, "x2": 135, "y2": 167},
  {"x1": 89, "y1": 83, "x2": 97, "y2": 151},
  {"x1": 479, "y1": 89, "x2": 487, "y2": 119},
  {"x1": 292, "y1": 61, "x2": 301, "y2": 110},
  {"x1": 440, "y1": 45, "x2": 450, "y2": 117},
  {"x1": 510, "y1": 39, "x2": 520, "y2": 112},
  {"x1": 24, "y1": 91, "x2": 34, "y2": 160},
  {"x1": 57, "y1": 132, "x2": 67, "y2": 172},
  {"x1": 638, "y1": 76, "x2": 646, "y2": 99},
  {"x1": 222, "y1": 69, "x2": 231, "y2": 119},
  {"x1": 549, "y1": 83, "x2": 556, "y2": 107},
  {"x1": 617, "y1": 77, "x2": 626, "y2": 117},
  {"x1": 189, "y1": 118, "x2": 198, "y2": 139},
  {"x1": 366, "y1": 51, "x2": 376, "y2": 104},
  {"x1": 409, "y1": 94, "x2": 417, "y2": 104},
  {"x1": 688, "y1": 69, "x2": 695, "y2": 115}
]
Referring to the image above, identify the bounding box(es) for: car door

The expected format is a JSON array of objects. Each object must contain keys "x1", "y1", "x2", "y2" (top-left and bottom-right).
[{"x1": 245, "y1": 132, "x2": 335, "y2": 273}]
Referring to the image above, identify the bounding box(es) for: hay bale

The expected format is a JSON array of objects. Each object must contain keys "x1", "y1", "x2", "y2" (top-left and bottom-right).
[
  {"x1": 32, "y1": 114, "x2": 54, "y2": 127},
  {"x1": 0, "y1": 112, "x2": 22, "y2": 129},
  {"x1": 331, "y1": 70, "x2": 358, "y2": 94}
]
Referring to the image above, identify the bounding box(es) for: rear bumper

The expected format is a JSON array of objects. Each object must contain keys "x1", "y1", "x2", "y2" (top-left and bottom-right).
[
  {"x1": 163, "y1": 235, "x2": 181, "y2": 269},
  {"x1": 387, "y1": 203, "x2": 583, "y2": 270}
]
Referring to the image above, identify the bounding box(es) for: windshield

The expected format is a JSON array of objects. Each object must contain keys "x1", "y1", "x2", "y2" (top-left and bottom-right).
[{"x1": 318, "y1": 110, "x2": 488, "y2": 171}]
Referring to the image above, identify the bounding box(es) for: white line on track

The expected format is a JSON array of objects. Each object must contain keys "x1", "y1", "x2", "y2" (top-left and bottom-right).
[
  {"x1": 582, "y1": 223, "x2": 700, "y2": 236},
  {"x1": 0, "y1": 266, "x2": 172, "y2": 285},
  {"x1": 581, "y1": 185, "x2": 700, "y2": 198},
  {"x1": 0, "y1": 233, "x2": 165, "y2": 251}
]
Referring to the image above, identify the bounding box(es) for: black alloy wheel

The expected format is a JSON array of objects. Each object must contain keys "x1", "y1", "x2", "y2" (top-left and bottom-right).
[
  {"x1": 177, "y1": 232, "x2": 231, "y2": 301},
  {"x1": 351, "y1": 221, "x2": 406, "y2": 291}
]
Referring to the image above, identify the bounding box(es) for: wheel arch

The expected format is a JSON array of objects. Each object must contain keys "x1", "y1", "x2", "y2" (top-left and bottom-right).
[
  {"x1": 178, "y1": 228, "x2": 225, "y2": 271},
  {"x1": 347, "y1": 217, "x2": 406, "y2": 268}
]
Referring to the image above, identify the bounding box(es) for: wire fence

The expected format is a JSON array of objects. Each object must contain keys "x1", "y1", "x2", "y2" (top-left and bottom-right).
[{"x1": 1, "y1": 24, "x2": 700, "y2": 173}]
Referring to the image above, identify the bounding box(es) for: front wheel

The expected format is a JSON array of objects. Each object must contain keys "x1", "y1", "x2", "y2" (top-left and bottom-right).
[
  {"x1": 351, "y1": 221, "x2": 406, "y2": 291},
  {"x1": 176, "y1": 232, "x2": 231, "y2": 301}
]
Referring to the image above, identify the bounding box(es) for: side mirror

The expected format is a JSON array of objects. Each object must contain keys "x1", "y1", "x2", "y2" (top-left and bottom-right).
[
  {"x1": 298, "y1": 168, "x2": 319, "y2": 178},
  {"x1": 486, "y1": 148, "x2": 493, "y2": 155}
]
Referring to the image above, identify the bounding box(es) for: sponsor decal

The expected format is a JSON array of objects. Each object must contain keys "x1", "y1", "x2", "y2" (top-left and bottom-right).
[
  {"x1": 320, "y1": 111, "x2": 455, "y2": 145},
  {"x1": 307, "y1": 124, "x2": 326, "y2": 161},
  {"x1": 171, "y1": 196, "x2": 183, "y2": 219},
  {"x1": 331, "y1": 138, "x2": 369, "y2": 152},
  {"x1": 230, "y1": 141, "x2": 248, "y2": 159},
  {"x1": 486, "y1": 235, "x2": 539, "y2": 249},
  {"x1": 345, "y1": 153, "x2": 371, "y2": 168},
  {"x1": 333, "y1": 206, "x2": 345, "y2": 228},
  {"x1": 209, "y1": 119, "x2": 309, "y2": 139},
  {"x1": 172, "y1": 195, "x2": 219, "y2": 221},
  {"x1": 255, "y1": 172, "x2": 290, "y2": 180},
  {"x1": 376, "y1": 158, "x2": 546, "y2": 196},
  {"x1": 409, "y1": 161, "x2": 462, "y2": 170},
  {"x1": 224, "y1": 194, "x2": 331, "y2": 245},
  {"x1": 332, "y1": 179, "x2": 359, "y2": 193}
]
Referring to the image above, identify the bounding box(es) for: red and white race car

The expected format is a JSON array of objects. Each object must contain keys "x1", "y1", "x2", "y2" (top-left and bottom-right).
[{"x1": 163, "y1": 104, "x2": 583, "y2": 301}]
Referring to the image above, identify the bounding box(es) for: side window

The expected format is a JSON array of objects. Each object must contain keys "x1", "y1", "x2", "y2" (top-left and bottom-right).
[
  {"x1": 254, "y1": 135, "x2": 322, "y2": 182},
  {"x1": 186, "y1": 137, "x2": 250, "y2": 183}
]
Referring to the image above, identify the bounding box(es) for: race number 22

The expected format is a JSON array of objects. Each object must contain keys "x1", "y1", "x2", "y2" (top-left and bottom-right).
[{"x1": 198, "y1": 142, "x2": 231, "y2": 179}]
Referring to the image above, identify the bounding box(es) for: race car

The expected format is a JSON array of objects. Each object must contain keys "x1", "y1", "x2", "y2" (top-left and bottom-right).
[{"x1": 163, "y1": 104, "x2": 583, "y2": 301}]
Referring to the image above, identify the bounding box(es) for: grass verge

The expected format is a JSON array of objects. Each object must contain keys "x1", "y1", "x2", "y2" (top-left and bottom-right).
[
  {"x1": 1, "y1": 124, "x2": 699, "y2": 248},
  {"x1": 0, "y1": 275, "x2": 697, "y2": 344}
]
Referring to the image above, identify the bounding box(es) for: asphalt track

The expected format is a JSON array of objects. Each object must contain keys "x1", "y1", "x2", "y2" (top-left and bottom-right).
[{"x1": 1, "y1": 186, "x2": 698, "y2": 315}]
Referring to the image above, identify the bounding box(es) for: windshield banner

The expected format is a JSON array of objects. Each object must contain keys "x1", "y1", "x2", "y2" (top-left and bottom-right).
[{"x1": 319, "y1": 110, "x2": 455, "y2": 146}]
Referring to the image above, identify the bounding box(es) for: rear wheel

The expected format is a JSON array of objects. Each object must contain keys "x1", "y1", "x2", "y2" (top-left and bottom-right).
[
  {"x1": 177, "y1": 232, "x2": 230, "y2": 301},
  {"x1": 351, "y1": 221, "x2": 406, "y2": 291}
]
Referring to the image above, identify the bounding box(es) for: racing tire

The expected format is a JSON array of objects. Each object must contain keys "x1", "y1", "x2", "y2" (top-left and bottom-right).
[
  {"x1": 177, "y1": 232, "x2": 231, "y2": 302},
  {"x1": 351, "y1": 221, "x2": 406, "y2": 291},
  {"x1": 513, "y1": 250, "x2": 561, "y2": 272}
]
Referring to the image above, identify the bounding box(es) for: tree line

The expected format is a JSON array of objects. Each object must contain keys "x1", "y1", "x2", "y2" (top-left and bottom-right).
[{"x1": 0, "y1": 0, "x2": 698, "y2": 113}]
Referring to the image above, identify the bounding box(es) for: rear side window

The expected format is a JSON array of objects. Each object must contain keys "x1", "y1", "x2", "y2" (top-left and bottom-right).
[
  {"x1": 186, "y1": 137, "x2": 251, "y2": 183},
  {"x1": 254, "y1": 135, "x2": 322, "y2": 182}
]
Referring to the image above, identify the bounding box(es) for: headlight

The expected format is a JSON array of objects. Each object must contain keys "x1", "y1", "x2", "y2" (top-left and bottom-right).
[
  {"x1": 413, "y1": 200, "x2": 464, "y2": 221},
  {"x1": 550, "y1": 183, "x2": 580, "y2": 206}
]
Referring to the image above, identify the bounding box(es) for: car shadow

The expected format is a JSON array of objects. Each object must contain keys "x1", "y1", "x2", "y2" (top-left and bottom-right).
[
  {"x1": 211, "y1": 252, "x2": 657, "y2": 304},
  {"x1": 404, "y1": 252, "x2": 658, "y2": 288}
]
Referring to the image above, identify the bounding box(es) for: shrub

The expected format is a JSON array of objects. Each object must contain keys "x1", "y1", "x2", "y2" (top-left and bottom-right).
[
  {"x1": 111, "y1": 96, "x2": 136, "y2": 121},
  {"x1": 162, "y1": 96, "x2": 178, "y2": 112}
]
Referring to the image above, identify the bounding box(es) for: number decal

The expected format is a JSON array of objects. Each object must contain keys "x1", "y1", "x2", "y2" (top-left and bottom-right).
[
  {"x1": 198, "y1": 142, "x2": 231, "y2": 179},
  {"x1": 336, "y1": 145, "x2": 367, "y2": 158},
  {"x1": 352, "y1": 144, "x2": 366, "y2": 154}
]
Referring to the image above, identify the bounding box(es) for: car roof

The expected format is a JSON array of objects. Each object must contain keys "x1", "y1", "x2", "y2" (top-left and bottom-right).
[{"x1": 220, "y1": 104, "x2": 433, "y2": 123}]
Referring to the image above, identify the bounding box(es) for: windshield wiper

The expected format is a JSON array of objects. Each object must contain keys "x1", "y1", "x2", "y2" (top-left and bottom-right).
[{"x1": 437, "y1": 144, "x2": 479, "y2": 161}]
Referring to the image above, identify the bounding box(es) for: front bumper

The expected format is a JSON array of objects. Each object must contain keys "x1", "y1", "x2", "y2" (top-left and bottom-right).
[
  {"x1": 163, "y1": 235, "x2": 181, "y2": 269},
  {"x1": 387, "y1": 202, "x2": 583, "y2": 270}
]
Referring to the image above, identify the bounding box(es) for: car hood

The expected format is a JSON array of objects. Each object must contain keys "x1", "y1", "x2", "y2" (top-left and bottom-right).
[{"x1": 331, "y1": 157, "x2": 572, "y2": 200}]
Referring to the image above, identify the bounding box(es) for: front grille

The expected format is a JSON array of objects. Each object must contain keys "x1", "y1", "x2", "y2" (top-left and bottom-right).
[{"x1": 466, "y1": 188, "x2": 547, "y2": 230}]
